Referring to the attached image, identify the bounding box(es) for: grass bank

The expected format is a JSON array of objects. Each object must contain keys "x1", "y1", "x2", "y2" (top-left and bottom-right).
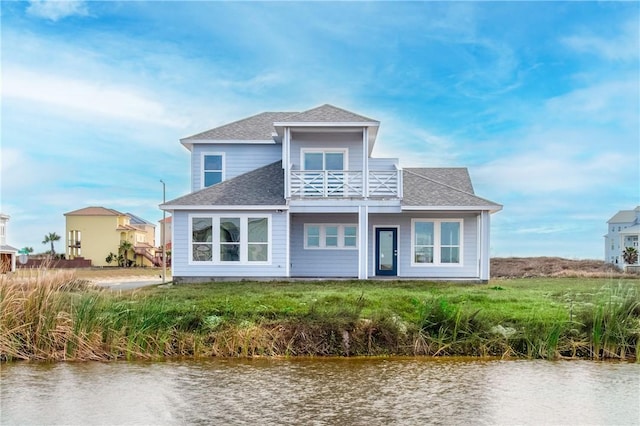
[{"x1": 1, "y1": 271, "x2": 639, "y2": 361}]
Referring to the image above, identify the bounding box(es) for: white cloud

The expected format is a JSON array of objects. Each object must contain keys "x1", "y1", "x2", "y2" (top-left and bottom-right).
[
  {"x1": 562, "y1": 19, "x2": 639, "y2": 61},
  {"x1": 26, "y1": 0, "x2": 88, "y2": 22},
  {"x1": 2, "y1": 67, "x2": 187, "y2": 128}
]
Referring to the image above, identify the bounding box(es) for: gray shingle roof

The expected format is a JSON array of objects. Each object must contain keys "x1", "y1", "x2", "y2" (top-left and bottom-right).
[
  {"x1": 126, "y1": 213, "x2": 155, "y2": 226},
  {"x1": 165, "y1": 161, "x2": 285, "y2": 207},
  {"x1": 402, "y1": 168, "x2": 501, "y2": 209},
  {"x1": 278, "y1": 104, "x2": 378, "y2": 123},
  {"x1": 182, "y1": 112, "x2": 297, "y2": 141},
  {"x1": 608, "y1": 207, "x2": 640, "y2": 223}
]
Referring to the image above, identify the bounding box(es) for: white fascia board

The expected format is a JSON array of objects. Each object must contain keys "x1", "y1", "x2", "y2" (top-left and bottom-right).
[
  {"x1": 181, "y1": 139, "x2": 276, "y2": 146},
  {"x1": 273, "y1": 121, "x2": 379, "y2": 127},
  {"x1": 401, "y1": 205, "x2": 503, "y2": 213},
  {"x1": 162, "y1": 205, "x2": 288, "y2": 211}
]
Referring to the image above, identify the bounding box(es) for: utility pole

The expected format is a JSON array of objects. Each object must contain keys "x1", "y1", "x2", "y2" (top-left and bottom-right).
[{"x1": 160, "y1": 179, "x2": 166, "y2": 284}]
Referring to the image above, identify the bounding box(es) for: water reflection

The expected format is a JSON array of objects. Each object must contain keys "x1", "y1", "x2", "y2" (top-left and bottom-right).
[{"x1": 2, "y1": 358, "x2": 638, "y2": 425}]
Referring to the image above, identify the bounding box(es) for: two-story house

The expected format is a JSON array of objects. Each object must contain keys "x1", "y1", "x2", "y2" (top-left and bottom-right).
[
  {"x1": 161, "y1": 104, "x2": 502, "y2": 283},
  {"x1": 64, "y1": 206, "x2": 158, "y2": 267},
  {"x1": 0, "y1": 213, "x2": 18, "y2": 273},
  {"x1": 604, "y1": 206, "x2": 640, "y2": 265}
]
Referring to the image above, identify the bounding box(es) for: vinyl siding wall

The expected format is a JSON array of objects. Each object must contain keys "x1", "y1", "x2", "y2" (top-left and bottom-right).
[
  {"x1": 191, "y1": 144, "x2": 282, "y2": 191},
  {"x1": 368, "y1": 212, "x2": 480, "y2": 278},
  {"x1": 290, "y1": 213, "x2": 359, "y2": 277},
  {"x1": 289, "y1": 132, "x2": 363, "y2": 171},
  {"x1": 172, "y1": 210, "x2": 288, "y2": 279}
]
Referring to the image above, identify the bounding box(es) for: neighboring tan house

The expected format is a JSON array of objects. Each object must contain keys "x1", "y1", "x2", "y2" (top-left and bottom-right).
[
  {"x1": 0, "y1": 213, "x2": 18, "y2": 273},
  {"x1": 604, "y1": 206, "x2": 640, "y2": 265},
  {"x1": 64, "y1": 207, "x2": 158, "y2": 267},
  {"x1": 161, "y1": 104, "x2": 502, "y2": 283},
  {"x1": 159, "y1": 215, "x2": 172, "y2": 250}
]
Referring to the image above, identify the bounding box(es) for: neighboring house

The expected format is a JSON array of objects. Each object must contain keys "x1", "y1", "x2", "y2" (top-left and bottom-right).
[
  {"x1": 161, "y1": 104, "x2": 502, "y2": 283},
  {"x1": 0, "y1": 213, "x2": 18, "y2": 273},
  {"x1": 604, "y1": 206, "x2": 640, "y2": 265},
  {"x1": 64, "y1": 207, "x2": 158, "y2": 267},
  {"x1": 159, "y1": 215, "x2": 172, "y2": 250}
]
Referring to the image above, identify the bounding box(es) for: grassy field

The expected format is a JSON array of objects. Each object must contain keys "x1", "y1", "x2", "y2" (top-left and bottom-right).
[{"x1": 2, "y1": 268, "x2": 638, "y2": 362}]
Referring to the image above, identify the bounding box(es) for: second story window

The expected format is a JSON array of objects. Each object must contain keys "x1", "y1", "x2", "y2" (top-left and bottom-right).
[
  {"x1": 203, "y1": 153, "x2": 224, "y2": 187},
  {"x1": 303, "y1": 150, "x2": 346, "y2": 170}
]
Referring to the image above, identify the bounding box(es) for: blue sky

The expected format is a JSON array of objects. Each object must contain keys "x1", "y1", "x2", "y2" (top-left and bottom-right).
[{"x1": 1, "y1": 1, "x2": 638, "y2": 259}]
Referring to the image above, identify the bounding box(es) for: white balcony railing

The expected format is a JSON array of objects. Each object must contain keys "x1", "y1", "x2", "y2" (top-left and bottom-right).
[{"x1": 290, "y1": 169, "x2": 401, "y2": 198}]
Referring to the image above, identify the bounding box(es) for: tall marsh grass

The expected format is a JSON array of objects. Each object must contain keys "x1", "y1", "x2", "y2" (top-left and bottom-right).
[{"x1": 1, "y1": 271, "x2": 639, "y2": 361}]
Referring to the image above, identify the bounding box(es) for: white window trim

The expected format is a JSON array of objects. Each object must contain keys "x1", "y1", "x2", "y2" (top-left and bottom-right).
[
  {"x1": 304, "y1": 223, "x2": 358, "y2": 250},
  {"x1": 411, "y1": 219, "x2": 464, "y2": 267},
  {"x1": 188, "y1": 214, "x2": 272, "y2": 265},
  {"x1": 300, "y1": 148, "x2": 349, "y2": 170},
  {"x1": 200, "y1": 152, "x2": 225, "y2": 189}
]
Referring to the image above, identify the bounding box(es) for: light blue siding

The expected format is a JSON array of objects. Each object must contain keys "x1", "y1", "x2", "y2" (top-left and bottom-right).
[
  {"x1": 368, "y1": 213, "x2": 480, "y2": 278},
  {"x1": 290, "y1": 213, "x2": 359, "y2": 277},
  {"x1": 191, "y1": 144, "x2": 281, "y2": 191},
  {"x1": 172, "y1": 210, "x2": 288, "y2": 280},
  {"x1": 289, "y1": 132, "x2": 363, "y2": 171}
]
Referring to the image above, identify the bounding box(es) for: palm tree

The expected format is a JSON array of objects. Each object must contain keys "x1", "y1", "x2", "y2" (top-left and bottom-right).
[
  {"x1": 622, "y1": 247, "x2": 638, "y2": 265},
  {"x1": 42, "y1": 232, "x2": 61, "y2": 256},
  {"x1": 119, "y1": 240, "x2": 133, "y2": 267}
]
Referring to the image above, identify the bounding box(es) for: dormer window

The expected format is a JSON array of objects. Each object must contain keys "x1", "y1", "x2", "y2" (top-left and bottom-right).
[{"x1": 202, "y1": 153, "x2": 224, "y2": 187}]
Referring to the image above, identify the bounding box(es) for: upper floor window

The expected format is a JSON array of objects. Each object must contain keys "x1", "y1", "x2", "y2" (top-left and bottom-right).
[
  {"x1": 302, "y1": 149, "x2": 346, "y2": 171},
  {"x1": 202, "y1": 153, "x2": 224, "y2": 187},
  {"x1": 412, "y1": 219, "x2": 463, "y2": 266}
]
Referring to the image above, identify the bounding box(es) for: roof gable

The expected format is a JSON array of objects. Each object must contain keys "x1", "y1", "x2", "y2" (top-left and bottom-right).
[
  {"x1": 278, "y1": 104, "x2": 378, "y2": 123},
  {"x1": 165, "y1": 161, "x2": 285, "y2": 207}
]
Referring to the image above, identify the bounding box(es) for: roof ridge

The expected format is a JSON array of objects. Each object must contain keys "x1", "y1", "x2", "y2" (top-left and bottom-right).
[{"x1": 281, "y1": 104, "x2": 379, "y2": 123}]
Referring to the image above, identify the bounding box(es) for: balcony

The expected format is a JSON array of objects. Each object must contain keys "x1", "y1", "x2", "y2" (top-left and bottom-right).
[{"x1": 289, "y1": 169, "x2": 402, "y2": 198}]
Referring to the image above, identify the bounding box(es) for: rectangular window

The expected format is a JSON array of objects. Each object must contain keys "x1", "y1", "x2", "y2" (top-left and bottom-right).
[
  {"x1": 192, "y1": 217, "x2": 213, "y2": 261},
  {"x1": 203, "y1": 153, "x2": 224, "y2": 187},
  {"x1": 412, "y1": 219, "x2": 463, "y2": 266},
  {"x1": 344, "y1": 226, "x2": 357, "y2": 247},
  {"x1": 325, "y1": 226, "x2": 338, "y2": 247},
  {"x1": 304, "y1": 224, "x2": 358, "y2": 249},
  {"x1": 220, "y1": 217, "x2": 240, "y2": 262},
  {"x1": 248, "y1": 218, "x2": 268, "y2": 262},
  {"x1": 190, "y1": 215, "x2": 270, "y2": 264},
  {"x1": 302, "y1": 150, "x2": 346, "y2": 170}
]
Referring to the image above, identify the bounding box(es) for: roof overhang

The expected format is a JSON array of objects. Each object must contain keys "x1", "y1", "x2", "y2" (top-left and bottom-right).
[
  {"x1": 401, "y1": 205, "x2": 503, "y2": 213},
  {"x1": 161, "y1": 204, "x2": 288, "y2": 211},
  {"x1": 273, "y1": 121, "x2": 379, "y2": 151},
  {"x1": 180, "y1": 139, "x2": 277, "y2": 151}
]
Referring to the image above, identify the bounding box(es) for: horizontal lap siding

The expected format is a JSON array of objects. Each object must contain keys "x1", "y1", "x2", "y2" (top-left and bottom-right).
[
  {"x1": 172, "y1": 210, "x2": 287, "y2": 278},
  {"x1": 368, "y1": 213, "x2": 479, "y2": 279},
  {"x1": 290, "y1": 213, "x2": 359, "y2": 277},
  {"x1": 191, "y1": 144, "x2": 281, "y2": 191}
]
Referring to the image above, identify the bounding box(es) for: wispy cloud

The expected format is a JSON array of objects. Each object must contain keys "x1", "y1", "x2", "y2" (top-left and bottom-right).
[
  {"x1": 26, "y1": 0, "x2": 88, "y2": 21},
  {"x1": 3, "y1": 67, "x2": 187, "y2": 127},
  {"x1": 562, "y1": 18, "x2": 639, "y2": 61}
]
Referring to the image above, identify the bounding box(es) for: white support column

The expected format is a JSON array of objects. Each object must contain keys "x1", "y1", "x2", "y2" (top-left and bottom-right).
[
  {"x1": 284, "y1": 127, "x2": 291, "y2": 199},
  {"x1": 479, "y1": 211, "x2": 491, "y2": 282},
  {"x1": 362, "y1": 127, "x2": 369, "y2": 198},
  {"x1": 285, "y1": 210, "x2": 291, "y2": 277},
  {"x1": 358, "y1": 205, "x2": 369, "y2": 279}
]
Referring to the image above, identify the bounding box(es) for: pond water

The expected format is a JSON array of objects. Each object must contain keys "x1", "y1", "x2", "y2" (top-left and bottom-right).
[{"x1": 1, "y1": 358, "x2": 638, "y2": 425}]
